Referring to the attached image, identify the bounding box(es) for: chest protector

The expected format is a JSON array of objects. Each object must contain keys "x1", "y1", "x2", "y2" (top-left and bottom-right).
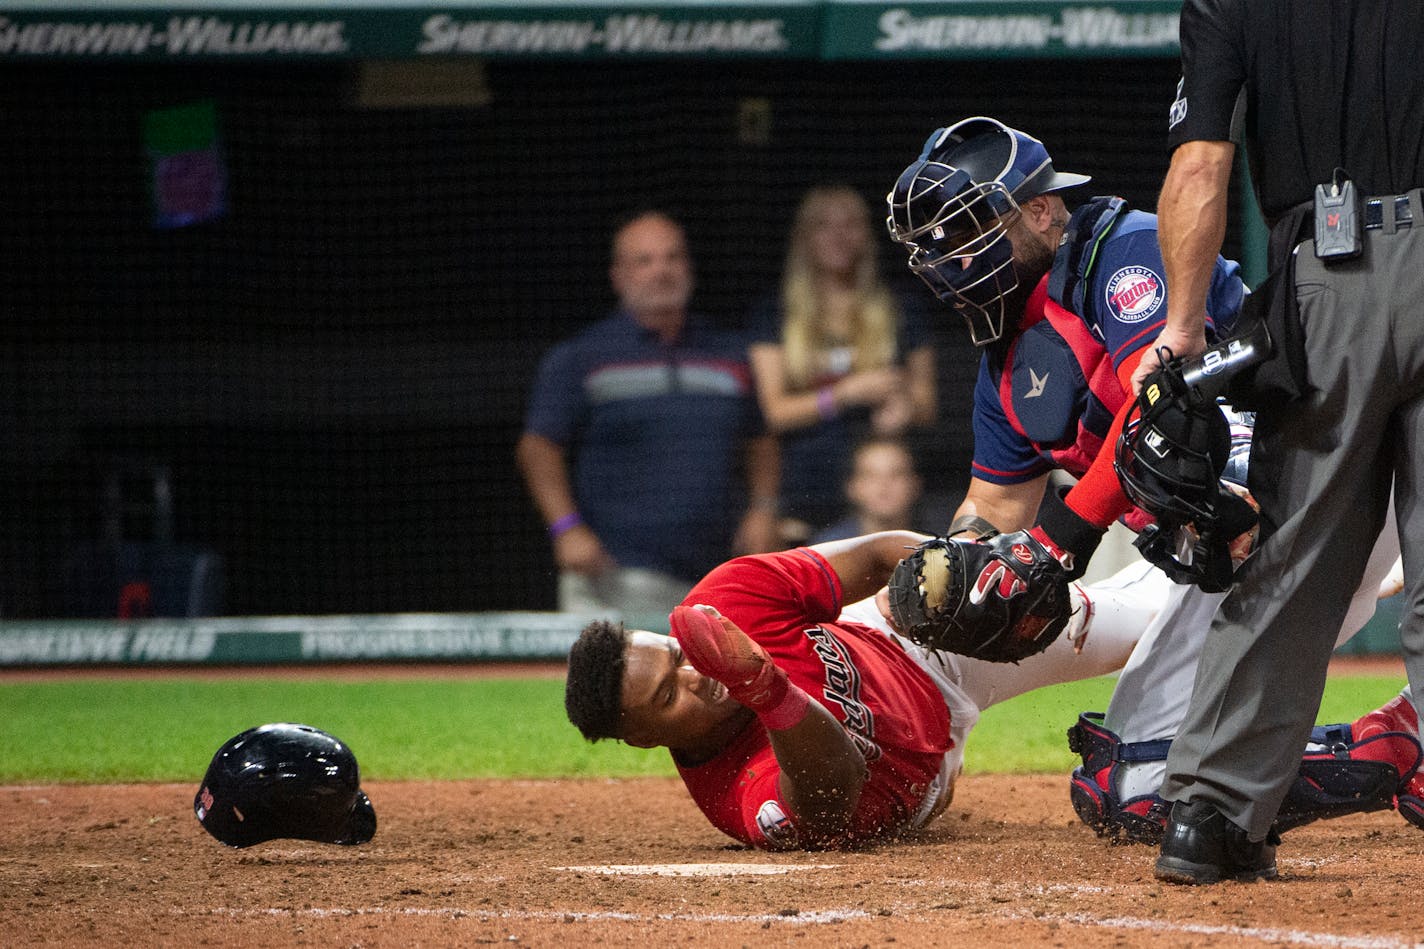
[{"x1": 999, "y1": 197, "x2": 1131, "y2": 457}]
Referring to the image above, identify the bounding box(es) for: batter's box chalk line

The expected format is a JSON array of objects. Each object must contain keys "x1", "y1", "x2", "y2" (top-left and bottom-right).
[{"x1": 551, "y1": 862, "x2": 839, "y2": 876}]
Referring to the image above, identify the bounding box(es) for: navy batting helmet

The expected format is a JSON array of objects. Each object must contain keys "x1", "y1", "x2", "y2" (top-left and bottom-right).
[
  {"x1": 886, "y1": 117, "x2": 1090, "y2": 345},
  {"x1": 194, "y1": 723, "x2": 376, "y2": 848}
]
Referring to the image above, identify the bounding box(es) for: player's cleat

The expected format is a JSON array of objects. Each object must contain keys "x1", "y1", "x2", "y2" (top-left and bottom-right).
[
  {"x1": 1155, "y1": 800, "x2": 1278, "y2": 885},
  {"x1": 1349, "y1": 692, "x2": 1424, "y2": 829}
]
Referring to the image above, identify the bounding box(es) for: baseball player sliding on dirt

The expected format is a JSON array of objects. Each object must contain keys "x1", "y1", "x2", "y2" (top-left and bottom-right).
[
  {"x1": 563, "y1": 530, "x2": 1415, "y2": 850},
  {"x1": 880, "y1": 116, "x2": 1423, "y2": 840},
  {"x1": 565, "y1": 118, "x2": 1421, "y2": 851},
  {"x1": 568, "y1": 530, "x2": 1163, "y2": 848}
]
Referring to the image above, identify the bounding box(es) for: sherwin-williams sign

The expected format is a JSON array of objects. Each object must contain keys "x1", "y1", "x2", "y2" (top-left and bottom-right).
[
  {"x1": 0, "y1": 1, "x2": 1181, "y2": 60},
  {"x1": 0, "y1": 4, "x2": 823, "y2": 59},
  {"x1": 823, "y1": 1, "x2": 1180, "y2": 59}
]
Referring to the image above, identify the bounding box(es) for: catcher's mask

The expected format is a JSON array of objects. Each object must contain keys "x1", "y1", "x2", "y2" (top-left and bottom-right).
[
  {"x1": 886, "y1": 116, "x2": 1091, "y2": 346},
  {"x1": 1115, "y1": 361, "x2": 1259, "y2": 592},
  {"x1": 1115, "y1": 381, "x2": 1232, "y2": 527},
  {"x1": 194, "y1": 722, "x2": 376, "y2": 848}
]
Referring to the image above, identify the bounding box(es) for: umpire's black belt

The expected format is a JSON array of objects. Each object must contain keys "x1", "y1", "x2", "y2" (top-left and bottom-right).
[{"x1": 1365, "y1": 194, "x2": 1414, "y2": 229}]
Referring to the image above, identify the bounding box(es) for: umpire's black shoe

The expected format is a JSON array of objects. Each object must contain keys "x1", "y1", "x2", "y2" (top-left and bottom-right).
[{"x1": 1154, "y1": 800, "x2": 1279, "y2": 885}]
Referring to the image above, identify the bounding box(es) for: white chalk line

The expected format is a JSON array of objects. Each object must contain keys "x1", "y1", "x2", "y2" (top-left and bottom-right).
[
  {"x1": 552, "y1": 862, "x2": 840, "y2": 876},
  {"x1": 194, "y1": 904, "x2": 1423, "y2": 946},
  {"x1": 188, "y1": 860, "x2": 1420, "y2": 947},
  {"x1": 1030, "y1": 911, "x2": 1423, "y2": 949},
  {"x1": 200, "y1": 906, "x2": 873, "y2": 925}
]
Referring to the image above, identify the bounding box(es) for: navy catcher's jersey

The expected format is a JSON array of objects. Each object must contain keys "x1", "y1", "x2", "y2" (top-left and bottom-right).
[{"x1": 971, "y1": 204, "x2": 1245, "y2": 485}]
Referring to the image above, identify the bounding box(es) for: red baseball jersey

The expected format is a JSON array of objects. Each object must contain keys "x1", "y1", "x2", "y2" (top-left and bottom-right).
[{"x1": 672, "y1": 547, "x2": 953, "y2": 849}]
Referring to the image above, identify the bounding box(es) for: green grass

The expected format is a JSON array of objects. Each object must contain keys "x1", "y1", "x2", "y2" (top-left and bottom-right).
[{"x1": 0, "y1": 672, "x2": 1407, "y2": 784}]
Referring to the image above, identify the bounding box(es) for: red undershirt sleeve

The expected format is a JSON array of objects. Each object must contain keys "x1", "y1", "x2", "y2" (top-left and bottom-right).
[{"x1": 1060, "y1": 346, "x2": 1149, "y2": 530}]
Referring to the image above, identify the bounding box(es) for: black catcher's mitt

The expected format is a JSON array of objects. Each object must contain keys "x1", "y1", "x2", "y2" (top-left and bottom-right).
[{"x1": 887, "y1": 530, "x2": 1073, "y2": 663}]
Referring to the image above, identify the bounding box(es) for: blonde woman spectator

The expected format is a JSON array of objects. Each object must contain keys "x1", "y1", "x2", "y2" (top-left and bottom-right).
[{"x1": 749, "y1": 185, "x2": 936, "y2": 543}]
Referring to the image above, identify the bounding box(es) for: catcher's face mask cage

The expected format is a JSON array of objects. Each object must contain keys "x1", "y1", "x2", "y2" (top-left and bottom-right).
[
  {"x1": 886, "y1": 158, "x2": 1022, "y2": 346},
  {"x1": 886, "y1": 116, "x2": 1090, "y2": 347},
  {"x1": 194, "y1": 722, "x2": 377, "y2": 848}
]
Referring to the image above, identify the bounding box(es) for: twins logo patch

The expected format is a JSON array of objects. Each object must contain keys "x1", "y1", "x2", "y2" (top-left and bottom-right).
[
  {"x1": 756, "y1": 799, "x2": 800, "y2": 848},
  {"x1": 1105, "y1": 266, "x2": 1164, "y2": 323}
]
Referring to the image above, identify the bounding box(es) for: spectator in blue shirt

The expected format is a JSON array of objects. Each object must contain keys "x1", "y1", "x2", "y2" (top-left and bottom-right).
[{"x1": 517, "y1": 211, "x2": 781, "y2": 623}]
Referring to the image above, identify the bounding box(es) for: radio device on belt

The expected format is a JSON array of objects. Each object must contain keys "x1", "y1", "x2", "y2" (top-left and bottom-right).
[{"x1": 1314, "y1": 168, "x2": 1362, "y2": 261}]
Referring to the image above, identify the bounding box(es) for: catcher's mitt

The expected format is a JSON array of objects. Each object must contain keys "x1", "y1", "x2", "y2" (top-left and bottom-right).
[{"x1": 887, "y1": 530, "x2": 1073, "y2": 663}]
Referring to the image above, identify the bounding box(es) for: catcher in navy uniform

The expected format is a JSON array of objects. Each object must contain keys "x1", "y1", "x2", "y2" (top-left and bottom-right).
[{"x1": 879, "y1": 116, "x2": 1420, "y2": 845}]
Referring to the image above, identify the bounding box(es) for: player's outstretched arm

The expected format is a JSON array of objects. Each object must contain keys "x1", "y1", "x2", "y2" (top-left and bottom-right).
[
  {"x1": 811, "y1": 529, "x2": 931, "y2": 604},
  {"x1": 671, "y1": 604, "x2": 867, "y2": 845}
]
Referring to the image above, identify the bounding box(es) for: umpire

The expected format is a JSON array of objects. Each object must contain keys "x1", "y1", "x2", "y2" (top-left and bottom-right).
[{"x1": 1134, "y1": 0, "x2": 1424, "y2": 884}]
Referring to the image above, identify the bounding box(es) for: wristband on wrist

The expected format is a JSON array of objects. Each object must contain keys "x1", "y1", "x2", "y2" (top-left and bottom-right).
[
  {"x1": 548, "y1": 512, "x2": 583, "y2": 538},
  {"x1": 947, "y1": 514, "x2": 999, "y2": 540},
  {"x1": 757, "y1": 680, "x2": 812, "y2": 731},
  {"x1": 1032, "y1": 487, "x2": 1105, "y2": 580},
  {"x1": 816, "y1": 385, "x2": 838, "y2": 421}
]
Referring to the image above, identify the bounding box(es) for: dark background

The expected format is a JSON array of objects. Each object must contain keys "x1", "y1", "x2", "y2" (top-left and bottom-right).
[{"x1": 0, "y1": 57, "x2": 1246, "y2": 617}]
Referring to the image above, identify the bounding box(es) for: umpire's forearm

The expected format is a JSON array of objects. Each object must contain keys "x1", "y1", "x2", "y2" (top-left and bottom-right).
[{"x1": 1158, "y1": 140, "x2": 1234, "y2": 342}]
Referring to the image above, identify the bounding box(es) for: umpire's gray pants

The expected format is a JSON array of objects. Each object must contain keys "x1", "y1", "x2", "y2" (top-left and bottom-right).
[{"x1": 1161, "y1": 190, "x2": 1424, "y2": 840}]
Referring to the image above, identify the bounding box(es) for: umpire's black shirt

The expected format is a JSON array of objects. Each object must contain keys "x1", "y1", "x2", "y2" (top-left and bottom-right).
[{"x1": 1168, "y1": 0, "x2": 1424, "y2": 224}]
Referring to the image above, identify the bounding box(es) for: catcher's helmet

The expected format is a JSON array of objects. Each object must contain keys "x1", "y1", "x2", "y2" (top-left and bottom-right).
[
  {"x1": 194, "y1": 722, "x2": 376, "y2": 848},
  {"x1": 886, "y1": 117, "x2": 1090, "y2": 345}
]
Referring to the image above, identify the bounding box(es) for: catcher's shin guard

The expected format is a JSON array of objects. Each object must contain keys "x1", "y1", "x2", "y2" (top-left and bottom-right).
[
  {"x1": 1275, "y1": 718, "x2": 1421, "y2": 831},
  {"x1": 1331, "y1": 693, "x2": 1424, "y2": 830},
  {"x1": 1066, "y1": 713, "x2": 1171, "y2": 845},
  {"x1": 1069, "y1": 706, "x2": 1423, "y2": 843}
]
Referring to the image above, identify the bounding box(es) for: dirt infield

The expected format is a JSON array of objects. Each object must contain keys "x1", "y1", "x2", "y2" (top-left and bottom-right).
[
  {"x1": 3, "y1": 773, "x2": 1422, "y2": 948},
  {"x1": 2, "y1": 655, "x2": 1415, "y2": 947}
]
